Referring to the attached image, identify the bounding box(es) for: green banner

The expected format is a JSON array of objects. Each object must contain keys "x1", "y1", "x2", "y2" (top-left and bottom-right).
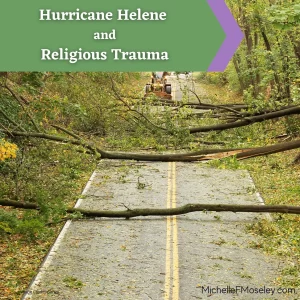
[{"x1": 0, "y1": 0, "x2": 226, "y2": 71}]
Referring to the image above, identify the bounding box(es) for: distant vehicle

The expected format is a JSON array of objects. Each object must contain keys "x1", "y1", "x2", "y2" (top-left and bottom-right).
[{"x1": 144, "y1": 72, "x2": 172, "y2": 99}]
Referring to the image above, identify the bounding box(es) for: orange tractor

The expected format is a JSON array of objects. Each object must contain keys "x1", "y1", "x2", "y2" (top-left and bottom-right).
[{"x1": 144, "y1": 72, "x2": 172, "y2": 99}]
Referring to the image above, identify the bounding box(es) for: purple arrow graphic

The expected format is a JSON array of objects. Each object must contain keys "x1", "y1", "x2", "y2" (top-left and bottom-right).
[{"x1": 207, "y1": 0, "x2": 244, "y2": 72}]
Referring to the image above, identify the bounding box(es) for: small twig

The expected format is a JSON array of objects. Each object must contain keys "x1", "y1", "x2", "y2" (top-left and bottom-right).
[
  {"x1": 122, "y1": 203, "x2": 132, "y2": 211},
  {"x1": 189, "y1": 89, "x2": 202, "y2": 104},
  {"x1": 189, "y1": 90, "x2": 243, "y2": 116},
  {"x1": 109, "y1": 77, "x2": 168, "y2": 132}
]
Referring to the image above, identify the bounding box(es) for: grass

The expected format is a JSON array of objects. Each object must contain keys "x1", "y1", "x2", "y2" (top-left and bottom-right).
[{"x1": 243, "y1": 151, "x2": 300, "y2": 287}]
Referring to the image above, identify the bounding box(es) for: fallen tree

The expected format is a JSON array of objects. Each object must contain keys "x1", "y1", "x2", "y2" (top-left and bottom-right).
[
  {"x1": 1, "y1": 129, "x2": 300, "y2": 162},
  {"x1": 101, "y1": 139, "x2": 300, "y2": 161},
  {"x1": 1, "y1": 199, "x2": 300, "y2": 216},
  {"x1": 235, "y1": 139, "x2": 300, "y2": 160},
  {"x1": 189, "y1": 105, "x2": 300, "y2": 133},
  {"x1": 111, "y1": 77, "x2": 300, "y2": 134}
]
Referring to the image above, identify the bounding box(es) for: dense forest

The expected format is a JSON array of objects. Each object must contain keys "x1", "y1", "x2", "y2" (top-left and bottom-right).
[{"x1": 0, "y1": 0, "x2": 299, "y2": 298}]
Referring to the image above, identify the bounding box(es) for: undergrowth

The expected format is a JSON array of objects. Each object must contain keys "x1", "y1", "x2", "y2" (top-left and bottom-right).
[{"x1": 0, "y1": 140, "x2": 96, "y2": 299}]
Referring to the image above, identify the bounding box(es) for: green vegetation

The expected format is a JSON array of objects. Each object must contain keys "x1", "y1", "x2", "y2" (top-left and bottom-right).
[
  {"x1": 0, "y1": 1, "x2": 299, "y2": 298},
  {"x1": 63, "y1": 276, "x2": 84, "y2": 289}
]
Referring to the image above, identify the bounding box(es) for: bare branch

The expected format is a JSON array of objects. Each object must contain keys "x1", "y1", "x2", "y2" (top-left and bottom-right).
[
  {"x1": 188, "y1": 89, "x2": 202, "y2": 104},
  {"x1": 1, "y1": 199, "x2": 300, "y2": 216},
  {"x1": 110, "y1": 77, "x2": 167, "y2": 132},
  {"x1": 0, "y1": 122, "x2": 14, "y2": 137},
  {"x1": 189, "y1": 106, "x2": 300, "y2": 133}
]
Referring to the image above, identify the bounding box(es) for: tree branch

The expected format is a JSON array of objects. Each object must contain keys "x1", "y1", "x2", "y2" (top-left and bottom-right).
[
  {"x1": 188, "y1": 89, "x2": 243, "y2": 116},
  {"x1": 1, "y1": 199, "x2": 300, "y2": 216},
  {"x1": 110, "y1": 77, "x2": 167, "y2": 132},
  {"x1": 51, "y1": 124, "x2": 81, "y2": 140},
  {"x1": 70, "y1": 204, "x2": 300, "y2": 217},
  {"x1": 0, "y1": 129, "x2": 104, "y2": 157},
  {"x1": 189, "y1": 105, "x2": 300, "y2": 133},
  {"x1": 1, "y1": 129, "x2": 299, "y2": 162},
  {"x1": 236, "y1": 139, "x2": 300, "y2": 160}
]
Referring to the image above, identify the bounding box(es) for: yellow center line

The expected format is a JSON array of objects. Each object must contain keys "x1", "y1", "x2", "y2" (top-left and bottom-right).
[
  {"x1": 164, "y1": 162, "x2": 179, "y2": 300},
  {"x1": 164, "y1": 165, "x2": 172, "y2": 300},
  {"x1": 172, "y1": 162, "x2": 179, "y2": 300}
]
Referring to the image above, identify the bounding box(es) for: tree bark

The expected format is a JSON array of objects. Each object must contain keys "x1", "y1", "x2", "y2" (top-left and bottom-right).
[
  {"x1": 0, "y1": 199, "x2": 39, "y2": 209},
  {"x1": 1, "y1": 199, "x2": 300, "y2": 216},
  {"x1": 100, "y1": 148, "x2": 250, "y2": 161},
  {"x1": 189, "y1": 106, "x2": 300, "y2": 133},
  {"x1": 71, "y1": 204, "x2": 300, "y2": 217},
  {"x1": 232, "y1": 54, "x2": 245, "y2": 91},
  {"x1": 236, "y1": 139, "x2": 300, "y2": 160}
]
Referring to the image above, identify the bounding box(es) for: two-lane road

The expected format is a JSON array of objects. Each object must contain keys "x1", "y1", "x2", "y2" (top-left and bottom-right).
[
  {"x1": 23, "y1": 77, "x2": 294, "y2": 300},
  {"x1": 24, "y1": 160, "x2": 287, "y2": 299}
]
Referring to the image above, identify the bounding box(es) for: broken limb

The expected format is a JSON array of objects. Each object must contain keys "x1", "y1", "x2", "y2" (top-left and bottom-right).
[
  {"x1": 1, "y1": 200, "x2": 300, "y2": 216},
  {"x1": 188, "y1": 105, "x2": 300, "y2": 133},
  {"x1": 0, "y1": 128, "x2": 249, "y2": 161},
  {"x1": 71, "y1": 204, "x2": 300, "y2": 217},
  {"x1": 1, "y1": 129, "x2": 300, "y2": 162}
]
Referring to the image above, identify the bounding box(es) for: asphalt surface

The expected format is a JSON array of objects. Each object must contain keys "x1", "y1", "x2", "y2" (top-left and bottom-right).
[
  {"x1": 23, "y1": 161, "x2": 297, "y2": 300},
  {"x1": 22, "y1": 78, "x2": 298, "y2": 300}
]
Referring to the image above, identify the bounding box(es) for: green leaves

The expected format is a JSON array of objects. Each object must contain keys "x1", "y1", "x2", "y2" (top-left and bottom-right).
[
  {"x1": 268, "y1": 3, "x2": 300, "y2": 30},
  {"x1": 63, "y1": 276, "x2": 84, "y2": 289}
]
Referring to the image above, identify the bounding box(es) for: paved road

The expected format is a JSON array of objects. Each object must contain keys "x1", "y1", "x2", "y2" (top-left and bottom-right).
[
  {"x1": 23, "y1": 78, "x2": 297, "y2": 300},
  {"x1": 168, "y1": 74, "x2": 198, "y2": 103}
]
